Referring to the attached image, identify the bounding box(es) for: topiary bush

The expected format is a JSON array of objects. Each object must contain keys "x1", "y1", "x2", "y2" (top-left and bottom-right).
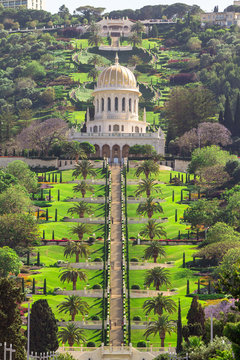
[
  {"x1": 137, "y1": 341, "x2": 146, "y2": 347},
  {"x1": 87, "y1": 342, "x2": 96, "y2": 347},
  {"x1": 92, "y1": 284, "x2": 102, "y2": 289},
  {"x1": 94, "y1": 257, "x2": 102, "y2": 262},
  {"x1": 130, "y1": 258, "x2": 139, "y2": 262},
  {"x1": 91, "y1": 315, "x2": 100, "y2": 320},
  {"x1": 131, "y1": 284, "x2": 140, "y2": 290},
  {"x1": 133, "y1": 316, "x2": 141, "y2": 321}
]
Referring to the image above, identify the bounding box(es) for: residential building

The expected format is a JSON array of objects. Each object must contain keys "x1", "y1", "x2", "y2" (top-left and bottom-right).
[
  {"x1": 200, "y1": 11, "x2": 240, "y2": 27},
  {"x1": 96, "y1": 17, "x2": 135, "y2": 37},
  {"x1": 0, "y1": 0, "x2": 45, "y2": 10}
]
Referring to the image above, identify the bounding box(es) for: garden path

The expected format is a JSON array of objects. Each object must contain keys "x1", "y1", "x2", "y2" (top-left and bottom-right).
[{"x1": 110, "y1": 165, "x2": 124, "y2": 345}]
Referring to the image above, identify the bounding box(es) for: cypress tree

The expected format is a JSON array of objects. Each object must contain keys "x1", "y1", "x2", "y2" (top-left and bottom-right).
[
  {"x1": 55, "y1": 174, "x2": 57, "y2": 183},
  {"x1": 208, "y1": 280, "x2": 211, "y2": 294},
  {"x1": 187, "y1": 279, "x2": 190, "y2": 295},
  {"x1": 224, "y1": 95, "x2": 234, "y2": 133},
  {"x1": 48, "y1": 174, "x2": 50, "y2": 182},
  {"x1": 43, "y1": 279, "x2": 47, "y2": 295},
  {"x1": 58, "y1": 190, "x2": 60, "y2": 201},
  {"x1": 49, "y1": 190, "x2": 51, "y2": 201},
  {"x1": 42, "y1": 230, "x2": 45, "y2": 239},
  {"x1": 37, "y1": 252, "x2": 40, "y2": 266},
  {"x1": 41, "y1": 189, "x2": 44, "y2": 201},
  {"x1": 60, "y1": 172, "x2": 62, "y2": 183},
  {"x1": 178, "y1": 230, "x2": 181, "y2": 240},
  {"x1": 27, "y1": 250, "x2": 30, "y2": 266},
  {"x1": 218, "y1": 110, "x2": 224, "y2": 125},
  {"x1": 52, "y1": 230, "x2": 55, "y2": 240},
  {"x1": 52, "y1": 173, "x2": 54, "y2": 182},
  {"x1": 29, "y1": 299, "x2": 58, "y2": 353},
  {"x1": 198, "y1": 279, "x2": 200, "y2": 294},
  {"x1": 172, "y1": 190, "x2": 175, "y2": 202},
  {"x1": 187, "y1": 296, "x2": 205, "y2": 335},
  {"x1": 32, "y1": 278, "x2": 35, "y2": 294},
  {"x1": 55, "y1": 209, "x2": 58, "y2": 222},
  {"x1": 46, "y1": 209, "x2": 48, "y2": 221},
  {"x1": 175, "y1": 209, "x2": 178, "y2": 222},
  {"x1": 0, "y1": 279, "x2": 26, "y2": 360},
  {"x1": 37, "y1": 209, "x2": 40, "y2": 220},
  {"x1": 22, "y1": 278, "x2": 25, "y2": 294},
  {"x1": 234, "y1": 93, "x2": 240, "y2": 137},
  {"x1": 176, "y1": 299, "x2": 183, "y2": 353}
]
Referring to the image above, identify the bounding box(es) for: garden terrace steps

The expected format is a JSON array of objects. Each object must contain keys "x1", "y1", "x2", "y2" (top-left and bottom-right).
[{"x1": 109, "y1": 165, "x2": 124, "y2": 346}]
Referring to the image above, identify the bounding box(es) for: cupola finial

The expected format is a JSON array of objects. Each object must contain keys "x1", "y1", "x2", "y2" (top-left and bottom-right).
[{"x1": 115, "y1": 52, "x2": 119, "y2": 65}]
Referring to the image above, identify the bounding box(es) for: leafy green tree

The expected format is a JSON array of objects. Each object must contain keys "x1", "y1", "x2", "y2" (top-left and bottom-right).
[
  {"x1": 40, "y1": 88, "x2": 55, "y2": 105},
  {"x1": 195, "y1": 241, "x2": 240, "y2": 266},
  {"x1": 130, "y1": 32, "x2": 142, "y2": 47},
  {"x1": 140, "y1": 220, "x2": 166, "y2": 240},
  {"x1": 5, "y1": 160, "x2": 38, "y2": 193},
  {"x1": 183, "y1": 199, "x2": 222, "y2": 229},
  {"x1": 24, "y1": 61, "x2": 46, "y2": 80},
  {"x1": 234, "y1": 93, "x2": 240, "y2": 137},
  {"x1": 135, "y1": 179, "x2": 161, "y2": 198},
  {"x1": 30, "y1": 299, "x2": 58, "y2": 354},
  {"x1": 72, "y1": 160, "x2": 97, "y2": 180},
  {"x1": 224, "y1": 95, "x2": 234, "y2": 133},
  {"x1": 73, "y1": 181, "x2": 94, "y2": 198},
  {"x1": 186, "y1": 296, "x2": 205, "y2": 337},
  {"x1": 0, "y1": 246, "x2": 22, "y2": 277},
  {"x1": 58, "y1": 323, "x2": 86, "y2": 347},
  {"x1": 144, "y1": 241, "x2": 166, "y2": 263},
  {"x1": 204, "y1": 222, "x2": 240, "y2": 246},
  {"x1": 59, "y1": 266, "x2": 87, "y2": 290},
  {"x1": 224, "y1": 323, "x2": 240, "y2": 359},
  {"x1": 64, "y1": 241, "x2": 90, "y2": 263},
  {"x1": 0, "y1": 213, "x2": 40, "y2": 251},
  {"x1": 57, "y1": 295, "x2": 89, "y2": 321},
  {"x1": 67, "y1": 201, "x2": 93, "y2": 219},
  {"x1": 0, "y1": 170, "x2": 18, "y2": 193},
  {"x1": 144, "y1": 315, "x2": 176, "y2": 348},
  {"x1": 188, "y1": 146, "x2": 235, "y2": 176},
  {"x1": 71, "y1": 223, "x2": 92, "y2": 241},
  {"x1": 88, "y1": 32, "x2": 102, "y2": 47},
  {"x1": 135, "y1": 160, "x2": 159, "y2": 179},
  {"x1": 131, "y1": 21, "x2": 145, "y2": 35},
  {"x1": 76, "y1": 6, "x2": 105, "y2": 22},
  {"x1": 137, "y1": 197, "x2": 163, "y2": 219},
  {"x1": 89, "y1": 55, "x2": 103, "y2": 67},
  {"x1": 144, "y1": 267, "x2": 171, "y2": 291},
  {"x1": 0, "y1": 278, "x2": 26, "y2": 360},
  {"x1": 0, "y1": 185, "x2": 31, "y2": 215},
  {"x1": 143, "y1": 293, "x2": 176, "y2": 316},
  {"x1": 165, "y1": 87, "x2": 217, "y2": 138},
  {"x1": 187, "y1": 36, "x2": 202, "y2": 51}
]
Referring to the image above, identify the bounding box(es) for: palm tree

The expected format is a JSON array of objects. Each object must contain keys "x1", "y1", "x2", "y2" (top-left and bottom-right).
[
  {"x1": 64, "y1": 240, "x2": 90, "y2": 263},
  {"x1": 131, "y1": 21, "x2": 145, "y2": 35},
  {"x1": 130, "y1": 32, "x2": 142, "y2": 47},
  {"x1": 73, "y1": 181, "x2": 94, "y2": 198},
  {"x1": 137, "y1": 197, "x2": 163, "y2": 219},
  {"x1": 88, "y1": 33, "x2": 102, "y2": 47},
  {"x1": 135, "y1": 179, "x2": 161, "y2": 198},
  {"x1": 144, "y1": 241, "x2": 166, "y2": 263},
  {"x1": 144, "y1": 267, "x2": 171, "y2": 291},
  {"x1": 63, "y1": 141, "x2": 86, "y2": 163},
  {"x1": 89, "y1": 54, "x2": 103, "y2": 67},
  {"x1": 58, "y1": 323, "x2": 86, "y2": 347},
  {"x1": 59, "y1": 266, "x2": 87, "y2": 290},
  {"x1": 143, "y1": 293, "x2": 177, "y2": 316},
  {"x1": 71, "y1": 223, "x2": 92, "y2": 241},
  {"x1": 88, "y1": 68, "x2": 99, "y2": 81},
  {"x1": 57, "y1": 295, "x2": 89, "y2": 321},
  {"x1": 67, "y1": 201, "x2": 93, "y2": 219},
  {"x1": 135, "y1": 160, "x2": 160, "y2": 179},
  {"x1": 140, "y1": 220, "x2": 166, "y2": 240},
  {"x1": 72, "y1": 160, "x2": 97, "y2": 180},
  {"x1": 144, "y1": 315, "x2": 176, "y2": 348}
]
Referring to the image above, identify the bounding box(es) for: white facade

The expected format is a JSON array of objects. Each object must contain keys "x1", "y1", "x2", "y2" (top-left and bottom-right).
[
  {"x1": 70, "y1": 55, "x2": 165, "y2": 160},
  {"x1": 97, "y1": 17, "x2": 135, "y2": 37},
  {"x1": 201, "y1": 11, "x2": 240, "y2": 27},
  {"x1": 0, "y1": 0, "x2": 45, "y2": 10}
]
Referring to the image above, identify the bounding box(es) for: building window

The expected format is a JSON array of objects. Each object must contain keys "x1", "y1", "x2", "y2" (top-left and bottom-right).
[
  {"x1": 121, "y1": 125, "x2": 124, "y2": 131},
  {"x1": 109, "y1": 125, "x2": 111, "y2": 131},
  {"x1": 108, "y1": 97, "x2": 111, "y2": 111},
  {"x1": 135, "y1": 126, "x2": 139, "y2": 133},
  {"x1": 132, "y1": 126, "x2": 133, "y2": 132},
  {"x1": 122, "y1": 97, "x2": 125, "y2": 112},
  {"x1": 115, "y1": 97, "x2": 118, "y2": 111},
  {"x1": 99, "y1": 126, "x2": 101, "y2": 132},
  {"x1": 129, "y1": 98, "x2": 132, "y2": 112},
  {"x1": 93, "y1": 126, "x2": 98, "y2": 133},
  {"x1": 101, "y1": 98, "x2": 104, "y2": 112},
  {"x1": 97, "y1": 99, "x2": 99, "y2": 113},
  {"x1": 141, "y1": 128, "x2": 142, "y2": 133},
  {"x1": 113, "y1": 124, "x2": 119, "y2": 132}
]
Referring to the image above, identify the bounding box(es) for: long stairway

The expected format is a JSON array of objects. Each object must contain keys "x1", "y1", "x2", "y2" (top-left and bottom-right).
[{"x1": 109, "y1": 164, "x2": 124, "y2": 345}]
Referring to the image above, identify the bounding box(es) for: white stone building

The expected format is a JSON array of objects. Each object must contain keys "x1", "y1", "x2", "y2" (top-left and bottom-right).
[
  {"x1": 97, "y1": 17, "x2": 135, "y2": 37},
  {"x1": 0, "y1": 0, "x2": 45, "y2": 10},
  {"x1": 70, "y1": 55, "x2": 165, "y2": 162}
]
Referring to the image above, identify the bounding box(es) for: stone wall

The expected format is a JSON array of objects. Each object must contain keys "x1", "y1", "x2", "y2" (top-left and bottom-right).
[
  {"x1": 0, "y1": 157, "x2": 58, "y2": 169},
  {"x1": 174, "y1": 160, "x2": 190, "y2": 173}
]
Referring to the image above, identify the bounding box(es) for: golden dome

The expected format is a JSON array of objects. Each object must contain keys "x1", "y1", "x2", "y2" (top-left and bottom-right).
[{"x1": 97, "y1": 54, "x2": 137, "y2": 89}]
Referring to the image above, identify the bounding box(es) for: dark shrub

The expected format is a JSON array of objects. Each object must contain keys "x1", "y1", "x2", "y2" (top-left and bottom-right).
[
  {"x1": 131, "y1": 284, "x2": 140, "y2": 290},
  {"x1": 137, "y1": 341, "x2": 146, "y2": 347}
]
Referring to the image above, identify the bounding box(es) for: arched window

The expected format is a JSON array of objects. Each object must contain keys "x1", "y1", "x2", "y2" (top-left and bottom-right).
[
  {"x1": 129, "y1": 98, "x2": 132, "y2": 112},
  {"x1": 101, "y1": 98, "x2": 104, "y2": 112},
  {"x1": 109, "y1": 125, "x2": 111, "y2": 131},
  {"x1": 121, "y1": 125, "x2": 124, "y2": 131},
  {"x1": 115, "y1": 97, "x2": 118, "y2": 111},
  {"x1": 90, "y1": 127, "x2": 92, "y2": 132},
  {"x1": 99, "y1": 125, "x2": 101, "y2": 132},
  {"x1": 113, "y1": 124, "x2": 119, "y2": 132},
  {"x1": 93, "y1": 126, "x2": 98, "y2": 133},
  {"x1": 108, "y1": 97, "x2": 111, "y2": 111},
  {"x1": 97, "y1": 99, "x2": 99, "y2": 113},
  {"x1": 135, "y1": 126, "x2": 139, "y2": 133},
  {"x1": 122, "y1": 97, "x2": 126, "y2": 112}
]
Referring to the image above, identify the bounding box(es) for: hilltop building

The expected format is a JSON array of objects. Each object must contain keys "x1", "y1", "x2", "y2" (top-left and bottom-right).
[
  {"x1": 97, "y1": 17, "x2": 135, "y2": 37},
  {"x1": 201, "y1": 1, "x2": 240, "y2": 27},
  {"x1": 0, "y1": 0, "x2": 45, "y2": 10},
  {"x1": 70, "y1": 55, "x2": 165, "y2": 162}
]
